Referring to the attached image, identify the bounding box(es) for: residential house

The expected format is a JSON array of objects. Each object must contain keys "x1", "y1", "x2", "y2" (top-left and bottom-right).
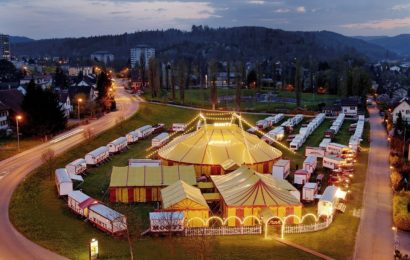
[
  {"x1": 392, "y1": 98, "x2": 410, "y2": 124},
  {"x1": 20, "y1": 75, "x2": 53, "y2": 89},
  {"x1": 0, "y1": 89, "x2": 24, "y2": 130},
  {"x1": 0, "y1": 102, "x2": 9, "y2": 130},
  {"x1": 341, "y1": 97, "x2": 360, "y2": 117},
  {"x1": 58, "y1": 91, "x2": 72, "y2": 118}
]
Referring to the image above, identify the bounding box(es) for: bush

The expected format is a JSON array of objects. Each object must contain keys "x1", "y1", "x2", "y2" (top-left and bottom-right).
[
  {"x1": 393, "y1": 192, "x2": 410, "y2": 231},
  {"x1": 391, "y1": 169, "x2": 403, "y2": 191}
]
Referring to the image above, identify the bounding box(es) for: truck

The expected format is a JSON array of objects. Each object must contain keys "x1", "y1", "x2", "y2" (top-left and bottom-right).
[
  {"x1": 302, "y1": 182, "x2": 318, "y2": 202},
  {"x1": 272, "y1": 159, "x2": 290, "y2": 179},
  {"x1": 303, "y1": 155, "x2": 317, "y2": 174}
]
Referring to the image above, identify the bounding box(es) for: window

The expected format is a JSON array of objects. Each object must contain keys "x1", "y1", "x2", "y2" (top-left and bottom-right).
[
  {"x1": 406, "y1": 110, "x2": 410, "y2": 115},
  {"x1": 350, "y1": 106, "x2": 356, "y2": 110}
]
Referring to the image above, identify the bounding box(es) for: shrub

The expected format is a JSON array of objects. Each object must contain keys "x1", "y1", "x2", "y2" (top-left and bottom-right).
[
  {"x1": 393, "y1": 192, "x2": 410, "y2": 231},
  {"x1": 391, "y1": 169, "x2": 403, "y2": 191}
]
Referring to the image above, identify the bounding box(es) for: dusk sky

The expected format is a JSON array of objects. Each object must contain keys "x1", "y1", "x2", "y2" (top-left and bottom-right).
[{"x1": 1, "y1": 0, "x2": 410, "y2": 39}]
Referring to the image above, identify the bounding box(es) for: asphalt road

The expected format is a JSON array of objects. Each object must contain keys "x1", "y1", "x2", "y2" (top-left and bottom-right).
[
  {"x1": 354, "y1": 103, "x2": 395, "y2": 259},
  {"x1": 0, "y1": 81, "x2": 139, "y2": 260}
]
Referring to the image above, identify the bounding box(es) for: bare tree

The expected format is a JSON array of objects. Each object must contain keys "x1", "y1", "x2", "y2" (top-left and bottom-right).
[
  {"x1": 177, "y1": 60, "x2": 186, "y2": 104},
  {"x1": 41, "y1": 148, "x2": 56, "y2": 180},
  {"x1": 235, "y1": 61, "x2": 244, "y2": 111},
  {"x1": 209, "y1": 60, "x2": 218, "y2": 110},
  {"x1": 83, "y1": 127, "x2": 94, "y2": 142}
]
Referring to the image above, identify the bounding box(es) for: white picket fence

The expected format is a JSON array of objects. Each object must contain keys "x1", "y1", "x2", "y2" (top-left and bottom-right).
[
  {"x1": 184, "y1": 225, "x2": 262, "y2": 237},
  {"x1": 284, "y1": 216, "x2": 333, "y2": 234}
]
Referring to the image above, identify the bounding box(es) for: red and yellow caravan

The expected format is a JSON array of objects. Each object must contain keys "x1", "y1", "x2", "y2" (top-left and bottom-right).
[
  {"x1": 158, "y1": 123, "x2": 282, "y2": 176},
  {"x1": 211, "y1": 167, "x2": 302, "y2": 226},
  {"x1": 160, "y1": 180, "x2": 209, "y2": 227},
  {"x1": 109, "y1": 165, "x2": 196, "y2": 203}
]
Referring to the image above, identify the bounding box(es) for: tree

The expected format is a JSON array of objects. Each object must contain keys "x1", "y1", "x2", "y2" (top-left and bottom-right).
[
  {"x1": 139, "y1": 53, "x2": 146, "y2": 89},
  {"x1": 148, "y1": 58, "x2": 160, "y2": 98},
  {"x1": 21, "y1": 80, "x2": 67, "y2": 139},
  {"x1": 96, "y1": 71, "x2": 113, "y2": 111},
  {"x1": 226, "y1": 61, "x2": 231, "y2": 87},
  {"x1": 209, "y1": 60, "x2": 218, "y2": 110},
  {"x1": 170, "y1": 64, "x2": 177, "y2": 100},
  {"x1": 41, "y1": 148, "x2": 56, "y2": 180},
  {"x1": 247, "y1": 70, "x2": 257, "y2": 88},
  {"x1": 235, "y1": 61, "x2": 244, "y2": 111},
  {"x1": 295, "y1": 60, "x2": 302, "y2": 108},
  {"x1": 54, "y1": 66, "x2": 68, "y2": 88},
  {"x1": 177, "y1": 60, "x2": 187, "y2": 104},
  {"x1": 0, "y1": 59, "x2": 20, "y2": 82}
]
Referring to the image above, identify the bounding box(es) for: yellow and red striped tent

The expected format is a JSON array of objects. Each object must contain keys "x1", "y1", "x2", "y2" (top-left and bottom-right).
[
  {"x1": 158, "y1": 123, "x2": 282, "y2": 175},
  {"x1": 109, "y1": 165, "x2": 197, "y2": 203},
  {"x1": 211, "y1": 166, "x2": 302, "y2": 226},
  {"x1": 161, "y1": 180, "x2": 209, "y2": 227}
]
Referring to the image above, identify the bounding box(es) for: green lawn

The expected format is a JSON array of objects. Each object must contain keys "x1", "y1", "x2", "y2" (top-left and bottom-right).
[
  {"x1": 144, "y1": 88, "x2": 338, "y2": 112},
  {"x1": 9, "y1": 103, "x2": 368, "y2": 259},
  {"x1": 0, "y1": 137, "x2": 43, "y2": 161}
]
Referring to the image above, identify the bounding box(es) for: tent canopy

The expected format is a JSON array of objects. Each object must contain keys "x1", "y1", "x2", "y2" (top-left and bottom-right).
[
  {"x1": 109, "y1": 165, "x2": 197, "y2": 188},
  {"x1": 158, "y1": 123, "x2": 282, "y2": 166},
  {"x1": 161, "y1": 180, "x2": 209, "y2": 210},
  {"x1": 211, "y1": 166, "x2": 300, "y2": 207}
]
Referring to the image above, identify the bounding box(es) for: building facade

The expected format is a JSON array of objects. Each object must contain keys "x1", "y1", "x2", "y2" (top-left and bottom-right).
[
  {"x1": 0, "y1": 34, "x2": 10, "y2": 61},
  {"x1": 90, "y1": 51, "x2": 114, "y2": 65},
  {"x1": 130, "y1": 45, "x2": 155, "y2": 69},
  {"x1": 393, "y1": 99, "x2": 410, "y2": 124}
]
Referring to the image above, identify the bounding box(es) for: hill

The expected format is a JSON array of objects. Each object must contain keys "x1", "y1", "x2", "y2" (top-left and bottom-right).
[
  {"x1": 10, "y1": 27, "x2": 395, "y2": 62},
  {"x1": 10, "y1": 36, "x2": 34, "y2": 44},
  {"x1": 359, "y1": 34, "x2": 410, "y2": 57}
]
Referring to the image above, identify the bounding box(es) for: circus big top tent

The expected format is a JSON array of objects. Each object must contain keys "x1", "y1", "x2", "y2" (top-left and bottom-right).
[
  {"x1": 211, "y1": 167, "x2": 302, "y2": 226},
  {"x1": 158, "y1": 123, "x2": 282, "y2": 175}
]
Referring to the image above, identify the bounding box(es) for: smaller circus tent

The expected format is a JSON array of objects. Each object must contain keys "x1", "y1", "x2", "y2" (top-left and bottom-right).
[
  {"x1": 158, "y1": 123, "x2": 282, "y2": 175},
  {"x1": 109, "y1": 165, "x2": 196, "y2": 203},
  {"x1": 211, "y1": 167, "x2": 302, "y2": 226},
  {"x1": 161, "y1": 180, "x2": 209, "y2": 227}
]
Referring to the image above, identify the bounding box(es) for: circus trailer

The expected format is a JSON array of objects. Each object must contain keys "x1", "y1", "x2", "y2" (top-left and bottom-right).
[
  {"x1": 67, "y1": 190, "x2": 98, "y2": 217},
  {"x1": 128, "y1": 159, "x2": 161, "y2": 167},
  {"x1": 107, "y1": 137, "x2": 128, "y2": 154},
  {"x1": 160, "y1": 180, "x2": 209, "y2": 227},
  {"x1": 302, "y1": 182, "x2": 318, "y2": 202},
  {"x1": 126, "y1": 131, "x2": 139, "y2": 144},
  {"x1": 55, "y1": 168, "x2": 73, "y2": 196},
  {"x1": 171, "y1": 123, "x2": 187, "y2": 132},
  {"x1": 88, "y1": 203, "x2": 128, "y2": 236},
  {"x1": 109, "y1": 165, "x2": 197, "y2": 203},
  {"x1": 319, "y1": 138, "x2": 332, "y2": 149},
  {"x1": 272, "y1": 113, "x2": 285, "y2": 124},
  {"x1": 149, "y1": 212, "x2": 185, "y2": 233},
  {"x1": 323, "y1": 155, "x2": 345, "y2": 170},
  {"x1": 256, "y1": 120, "x2": 269, "y2": 130},
  {"x1": 152, "y1": 132, "x2": 170, "y2": 148},
  {"x1": 158, "y1": 123, "x2": 282, "y2": 176},
  {"x1": 211, "y1": 166, "x2": 302, "y2": 227},
  {"x1": 326, "y1": 143, "x2": 349, "y2": 156},
  {"x1": 303, "y1": 156, "x2": 317, "y2": 174},
  {"x1": 272, "y1": 159, "x2": 290, "y2": 179},
  {"x1": 305, "y1": 147, "x2": 325, "y2": 158},
  {"x1": 65, "y1": 158, "x2": 87, "y2": 175},
  {"x1": 135, "y1": 125, "x2": 153, "y2": 139},
  {"x1": 85, "y1": 146, "x2": 110, "y2": 166},
  {"x1": 318, "y1": 186, "x2": 339, "y2": 217},
  {"x1": 294, "y1": 169, "x2": 310, "y2": 185}
]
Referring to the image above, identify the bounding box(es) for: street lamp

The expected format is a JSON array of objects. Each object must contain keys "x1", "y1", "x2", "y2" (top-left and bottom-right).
[
  {"x1": 15, "y1": 115, "x2": 22, "y2": 152},
  {"x1": 77, "y1": 98, "x2": 83, "y2": 120}
]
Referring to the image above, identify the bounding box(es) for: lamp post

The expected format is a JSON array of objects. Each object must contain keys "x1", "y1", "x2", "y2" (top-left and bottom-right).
[
  {"x1": 15, "y1": 115, "x2": 22, "y2": 152},
  {"x1": 77, "y1": 98, "x2": 83, "y2": 120}
]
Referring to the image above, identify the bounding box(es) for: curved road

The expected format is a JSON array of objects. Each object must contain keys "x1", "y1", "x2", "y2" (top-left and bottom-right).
[{"x1": 0, "y1": 81, "x2": 139, "y2": 260}]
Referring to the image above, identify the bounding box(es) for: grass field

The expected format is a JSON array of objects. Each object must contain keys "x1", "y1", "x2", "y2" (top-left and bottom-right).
[
  {"x1": 0, "y1": 137, "x2": 43, "y2": 161},
  {"x1": 144, "y1": 88, "x2": 338, "y2": 112},
  {"x1": 9, "y1": 103, "x2": 368, "y2": 259}
]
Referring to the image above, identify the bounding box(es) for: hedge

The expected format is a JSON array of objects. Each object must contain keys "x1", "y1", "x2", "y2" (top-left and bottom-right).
[{"x1": 393, "y1": 191, "x2": 410, "y2": 231}]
